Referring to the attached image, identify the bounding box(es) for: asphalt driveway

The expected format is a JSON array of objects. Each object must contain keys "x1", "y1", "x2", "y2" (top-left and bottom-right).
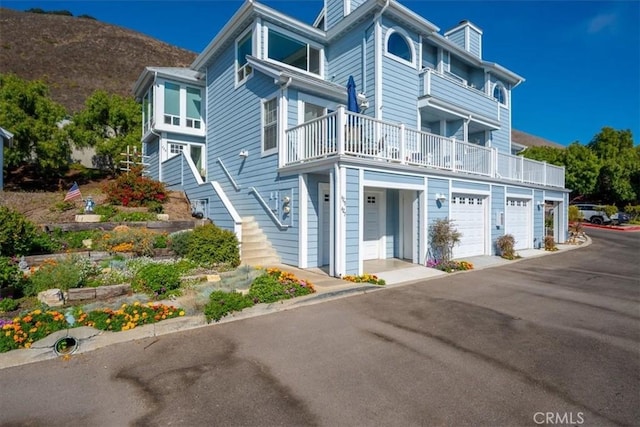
[{"x1": 1, "y1": 228, "x2": 638, "y2": 426}]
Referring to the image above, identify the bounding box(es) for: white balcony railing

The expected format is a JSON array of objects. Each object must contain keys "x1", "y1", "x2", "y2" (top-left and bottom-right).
[{"x1": 284, "y1": 107, "x2": 565, "y2": 188}]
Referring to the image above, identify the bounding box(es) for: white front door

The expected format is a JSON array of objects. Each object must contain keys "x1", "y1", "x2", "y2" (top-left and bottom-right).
[
  {"x1": 450, "y1": 194, "x2": 487, "y2": 259},
  {"x1": 319, "y1": 183, "x2": 331, "y2": 266},
  {"x1": 506, "y1": 198, "x2": 531, "y2": 250},
  {"x1": 363, "y1": 191, "x2": 382, "y2": 260}
]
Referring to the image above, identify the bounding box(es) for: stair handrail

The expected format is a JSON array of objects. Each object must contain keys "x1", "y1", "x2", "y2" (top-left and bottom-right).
[
  {"x1": 217, "y1": 158, "x2": 240, "y2": 191},
  {"x1": 248, "y1": 186, "x2": 291, "y2": 229}
]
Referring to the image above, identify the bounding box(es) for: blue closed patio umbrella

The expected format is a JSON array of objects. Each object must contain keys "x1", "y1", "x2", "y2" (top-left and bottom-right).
[{"x1": 347, "y1": 76, "x2": 359, "y2": 113}]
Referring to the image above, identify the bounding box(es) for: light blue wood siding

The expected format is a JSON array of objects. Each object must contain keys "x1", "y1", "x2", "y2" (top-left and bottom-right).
[
  {"x1": 447, "y1": 31, "x2": 465, "y2": 50},
  {"x1": 469, "y1": 30, "x2": 481, "y2": 58},
  {"x1": 534, "y1": 189, "x2": 544, "y2": 248},
  {"x1": 427, "y1": 177, "x2": 449, "y2": 224},
  {"x1": 447, "y1": 120, "x2": 464, "y2": 139},
  {"x1": 145, "y1": 137, "x2": 160, "y2": 181},
  {"x1": 364, "y1": 24, "x2": 375, "y2": 114},
  {"x1": 327, "y1": 21, "x2": 367, "y2": 89},
  {"x1": 452, "y1": 180, "x2": 490, "y2": 192},
  {"x1": 364, "y1": 170, "x2": 423, "y2": 186},
  {"x1": 206, "y1": 40, "x2": 302, "y2": 265},
  {"x1": 345, "y1": 168, "x2": 360, "y2": 274},
  {"x1": 386, "y1": 189, "x2": 399, "y2": 258},
  {"x1": 422, "y1": 43, "x2": 437, "y2": 69},
  {"x1": 325, "y1": 0, "x2": 344, "y2": 30},
  {"x1": 429, "y1": 73, "x2": 499, "y2": 122},
  {"x1": 506, "y1": 186, "x2": 533, "y2": 196},
  {"x1": 161, "y1": 154, "x2": 184, "y2": 190},
  {"x1": 491, "y1": 185, "x2": 505, "y2": 255},
  {"x1": 381, "y1": 18, "x2": 419, "y2": 127}
]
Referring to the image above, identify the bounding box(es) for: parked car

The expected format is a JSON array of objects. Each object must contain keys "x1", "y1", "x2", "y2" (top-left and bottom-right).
[
  {"x1": 611, "y1": 211, "x2": 630, "y2": 225},
  {"x1": 572, "y1": 204, "x2": 611, "y2": 225}
]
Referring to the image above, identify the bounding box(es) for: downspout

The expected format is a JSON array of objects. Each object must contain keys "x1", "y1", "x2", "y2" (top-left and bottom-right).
[{"x1": 278, "y1": 76, "x2": 292, "y2": 168}]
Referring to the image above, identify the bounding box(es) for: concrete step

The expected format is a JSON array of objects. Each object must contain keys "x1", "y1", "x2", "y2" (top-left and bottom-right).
[
  {"x1": 241, "y1": 256, "x2": 280, "y2": 267},
  {"x1": 241, "y1": 247, "x2": 278, "y2": 259},
  {"x1": 241, "y1": 240, "x2": 274, "y2": 251}
]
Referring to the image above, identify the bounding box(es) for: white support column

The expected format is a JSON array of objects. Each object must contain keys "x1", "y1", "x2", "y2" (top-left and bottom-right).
[
  {"x1": 298, "y1": 174, "x2": 308, "y2": 268},
  {"x1": 329, "y1": 169, "x2": 335, "y2": 276},
  {"x1": 336, "y1": 106, "x2": 346, "y2": 155}
]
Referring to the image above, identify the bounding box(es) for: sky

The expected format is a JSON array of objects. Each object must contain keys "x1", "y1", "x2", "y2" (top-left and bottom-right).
[{"x1": 2, "y1": 0, "x2": 639, "y2": 146}]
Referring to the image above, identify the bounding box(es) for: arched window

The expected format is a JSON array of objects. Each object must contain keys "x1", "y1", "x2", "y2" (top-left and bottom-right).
[
  {"x1": 386, "y1": 31, "x2": 412, "y2": 63},
  {"x1": 493, "y1": 84, "x2": 507, "y2": 105}
]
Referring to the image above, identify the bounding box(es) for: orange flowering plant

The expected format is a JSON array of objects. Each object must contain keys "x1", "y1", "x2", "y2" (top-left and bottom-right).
[
  {"x1": 343, "y1": 273, "x2": 386, "y2": 286},
  {"x1": 0, "y1": 309, "x2": 68, "y2": 352},
  {"x1": 79, "y1": 301, "x2": 184, "y2": 331}
]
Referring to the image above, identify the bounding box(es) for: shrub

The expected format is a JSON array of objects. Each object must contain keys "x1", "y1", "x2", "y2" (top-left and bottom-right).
[
  {"x1": 597, "y1": 205, "x2": 618, "y2": 219},
  {"x1": 23, "y1": 256, "x2": 100, "y2": 296},
  {"x1": 429, "y1": 218, "x2": 461, "y2": 262},
  {"x1": 568, "y1": 205, "x2": 583, "y2": 223},
  {"x1": 204, "y1": 290, "x2": 254, "y2": 322},
  {"x1": 0, "y1": 257, "x2": 24, "y2": 291},
  {"x1": 544, "y1": 236, "x2": 558, "y2": 251},
  {"x1": 0, "y1": 297, "x2": 19, "y2": 313},
  {"x1": 153, "y1": 233, "x2": 169, "y2": 249},
  {"x1": 50, "y1": 229, "x2": 102, "y2": 250},
  {"x1": 496, "y1": 234, "x2": 518, "y2": 260},
  {"x1": 109, "y1": 211, "x2": 157, "y2": 222},
  {"x1": 132, "y1": 262, "x2": 181, "y2": 299},
  {"x1": 248, "y1": 268, "x2": 314, "y2": 304},
  {"x1": 102, "y1": 167, "x2": 168, "y2": 207},
  {"x1": 426, "y1": 259, "x2": 474, "y2": 273},
  {"x1": 186, "y1": 224, "x2": 240, "y2": 268},
  {"x1": 343, "y1": 274, "x2": 386, "y2": 286},
  {"x1": 0, "y1": 207, "x2": 57, "y2": 256},
  {"x1": 94, "y1": 204, "x2": 119, "y2": 221},
  {"x1": 97, "y1": 225, "x2": 156, "y2": 256},
  {"x1": 169, "y1": 231, "x2": 192, "y2": 257},
  {"x1": 147, "y1": 201, "x2": 164, "y2": 214}
]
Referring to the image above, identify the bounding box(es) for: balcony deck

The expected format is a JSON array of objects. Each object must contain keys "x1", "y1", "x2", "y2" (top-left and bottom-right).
[{"x1": 284, "y1": 108, "x2": 565, "y2": 189}]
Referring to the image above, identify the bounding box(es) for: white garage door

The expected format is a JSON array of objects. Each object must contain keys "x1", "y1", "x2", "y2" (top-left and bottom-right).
[
  {"x1": 506, "y1": 198, "x2": 531, "y2": 250},
  {"x1": 450, "y1": 194, "x2": 486, "y2": 259},
  {"x1": 363, "y1": 192, "x2": 381, "y2": 260}
]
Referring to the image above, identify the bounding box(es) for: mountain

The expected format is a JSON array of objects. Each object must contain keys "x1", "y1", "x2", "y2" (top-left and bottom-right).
[{"x1": 0, "y1": 8, "x2": 197, "y2": 113}]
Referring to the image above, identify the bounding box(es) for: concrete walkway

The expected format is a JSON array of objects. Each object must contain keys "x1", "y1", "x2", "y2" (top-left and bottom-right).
[{"x1": 0, "y1": 237, "x2": 591, "y2": 370}]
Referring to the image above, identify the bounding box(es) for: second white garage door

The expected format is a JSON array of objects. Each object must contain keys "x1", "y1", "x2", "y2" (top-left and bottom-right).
[
  {"x1": 450, "y1": 194, "x2": 487, "y2": 259},
  {"x1": 505, "y1": 198, "x2": 531, "y2": 250}
]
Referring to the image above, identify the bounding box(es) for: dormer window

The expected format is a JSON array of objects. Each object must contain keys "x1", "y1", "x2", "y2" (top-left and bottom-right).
[
  {"x1": 386, "y1": 29, "x2": 414, "y2": 64},
  {"x1": 236, "y1": 30, "x2": 253, "y2": 84},
  {"x1": 493, "y1": 84, "x2": 507, "y2": 105},
  {"x1": 267, "y1": 28, "x2": 321, "y2": 75}
]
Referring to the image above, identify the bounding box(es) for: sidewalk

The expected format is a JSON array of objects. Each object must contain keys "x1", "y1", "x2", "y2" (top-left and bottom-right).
[{"x1": 0, "y1": 237, "x2": 591, "y2": 370}]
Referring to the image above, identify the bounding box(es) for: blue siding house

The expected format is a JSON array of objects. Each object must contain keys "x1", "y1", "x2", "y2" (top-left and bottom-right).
[{"x1": 134, "y1": 0, "x2": 569, "y2": 277}]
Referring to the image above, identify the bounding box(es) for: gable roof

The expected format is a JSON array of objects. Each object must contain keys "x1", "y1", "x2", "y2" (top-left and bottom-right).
[
  {"x1": 511, "y1": 129, "x2": 564, "y2": 150},
  {"x1": 0, "y1": 127, "x2": 13, "y2": 144},
  {"x1": 133, "y1": 66, "x2": 204, "y2": 99}
]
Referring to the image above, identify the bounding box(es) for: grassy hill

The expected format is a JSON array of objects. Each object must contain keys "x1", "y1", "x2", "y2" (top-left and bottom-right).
[{"x1": 0, "y1": 8, "x2": 197, "y2": 113}]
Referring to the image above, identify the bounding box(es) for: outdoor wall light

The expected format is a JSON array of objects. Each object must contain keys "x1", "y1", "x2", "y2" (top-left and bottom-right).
[
  {"x1": 239, "y1": 149, "x2": 249, "y2": 158},
  {"x1": 435, "y1": 193, "x2": 447, "y2": 202},
  {"x1": 536, "y1": 201, "x2": 545, "y2": 209}
]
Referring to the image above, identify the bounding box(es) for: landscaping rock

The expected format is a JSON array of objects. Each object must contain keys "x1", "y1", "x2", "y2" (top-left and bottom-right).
[
  {"x1": 38, "y1": 289, "x2": 64, "y2": 307},
  {"x1": 74, "y1": 214, "x2": 101, "y2": 223},
  {"x1": 156, "y1": 214, "x2": 169, "y2": 221},
  {"x1": 67, "y1": 288, "x2": 97, "y2": 301},
  {"x1": 206, "y1": 274, "x2": 221, "y2": 282},
  {"x1": 95, "y1": 284, "x2": 130, "y2": 299},
  {"x1": 82, "y1": 239, "x2": 93, "y2": 249}
]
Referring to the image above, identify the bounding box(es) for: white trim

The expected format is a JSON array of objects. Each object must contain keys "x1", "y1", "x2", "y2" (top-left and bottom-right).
[
  {"x1": 318, "y1": 182, "x2": 331, "y2": 267},
  {"x1": 234, "y1": 26, "x2": 255, "y2": 88},
  {"x1": 362, "y1": 188, "x2": 386, "y2": 262},
  {"x1": 344, "y1": 0, "x2": 351, "y2": 16},
  {"x1": 260, "y1": 91, "x2": 280, "y2": 157},
  {"x1": 358, "y1": 169, "x2": 364, "y2": 275},
  {"x1": 362, "y1": 179, "x2": 424, "y2": 191},
  {"x1": 339, "y1": 166, "x2": 348, "y2": 275},
  {"x1": 384, "y1": 27, "x2": 416, "y2": 67},
  {"x1": 420, "y1": 177, "x2": 428, "y2": 264},
  {"x1": 299, "y1": 174, "x2": 308, "y2": 268},
  {"x1": 211, "y1": 181, "x2": 243, "y2": 243},
  {"x1": 374, "y1": 15, "x2": 382, "y2": 120}
]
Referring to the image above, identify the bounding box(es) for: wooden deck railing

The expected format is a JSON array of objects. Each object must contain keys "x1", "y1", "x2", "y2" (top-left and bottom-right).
[{"x1": 284, "y1": 107, "x2": 565, "y2": 188}]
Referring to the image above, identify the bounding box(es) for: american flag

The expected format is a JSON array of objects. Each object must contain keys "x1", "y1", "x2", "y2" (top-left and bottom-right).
[{"x1": 64, "y1": 182, "x2": 82, "y2": 202}]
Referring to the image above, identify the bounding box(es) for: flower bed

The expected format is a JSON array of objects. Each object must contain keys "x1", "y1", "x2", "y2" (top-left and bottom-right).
[
  {"x1": 426, "y1": 260, "x2": 474, "y2": 273},
  {"x1": 343, "y1": 274, "x2": 386, "y2": 286},
  {"x1": 1, "y1": 302, "x2": 184, "y2": 353}
]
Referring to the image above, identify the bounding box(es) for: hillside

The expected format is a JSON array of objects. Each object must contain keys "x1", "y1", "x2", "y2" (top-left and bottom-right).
[{"x1": 0, "y1": 8, "x2": 197, "y2": 113}]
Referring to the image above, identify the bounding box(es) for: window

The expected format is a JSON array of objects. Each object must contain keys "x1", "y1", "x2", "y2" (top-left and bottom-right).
[
  {"x1": 267, "y1": 29, "x2": 320, "y2": 75},
  {"x1": 236, "y1": 31, "x2": 253, "y2": 83},
  {"x1": 186, "y1": 87, "x2": 202, "y2": 129},
  {"x1": 493, "y1": 84, "x2": 506, "y2": 105},
  {"x1": 386, "y1": 30, "x2": 412, "y2": 63},
  {"x1": 164, "y1": 82, "x2": 180, "y2": 125},
  {"x1": 142, "y1": 92, "x2": 150, "y2": 133},
  {"x1": 169, "y1": 143, "x2": 185, "y2": 156},
  {"x1": 263, "y1": 98, "x2": 278, "y2": 152}
]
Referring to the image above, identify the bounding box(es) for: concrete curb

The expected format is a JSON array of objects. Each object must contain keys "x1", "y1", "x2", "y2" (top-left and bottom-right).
[
  {"x1": 0, "y1": 236, "x2": 593, "y2": 370},
  {"x1": 580, "y1": 223, "x2": 640, "y2": 232}
]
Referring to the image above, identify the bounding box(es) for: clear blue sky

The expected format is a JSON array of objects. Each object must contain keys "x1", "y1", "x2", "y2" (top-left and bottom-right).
[{"x1": 3, "y1": 0, "x2": 639, "y2": 146}]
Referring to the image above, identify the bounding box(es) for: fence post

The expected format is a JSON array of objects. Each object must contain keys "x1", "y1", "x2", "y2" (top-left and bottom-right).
[{"x1": 336, "y1": 106, "x2": 345, "y2": 155}]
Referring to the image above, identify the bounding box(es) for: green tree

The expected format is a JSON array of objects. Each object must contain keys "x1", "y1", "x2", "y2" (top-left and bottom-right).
[
  {"x1": 563, "y1": 142, "x2": 600, "y2": 196},
  {"x1": 588, "y1": 127, "x2": 638, "y2": 204},
  {"x1": 68, "y1": 90, "x2": 141, "y2": 173},
  {"x1": 520, "y1": 146, "x2": 565, "y2": 166},
  {"x1": 0, "y1": 74, "x2": 70, "y2": 177}
]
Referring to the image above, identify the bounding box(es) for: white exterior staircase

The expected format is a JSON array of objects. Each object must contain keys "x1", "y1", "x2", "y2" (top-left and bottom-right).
[{"x1": 240, "y1": 216, "x2": 280, "y2": 266}]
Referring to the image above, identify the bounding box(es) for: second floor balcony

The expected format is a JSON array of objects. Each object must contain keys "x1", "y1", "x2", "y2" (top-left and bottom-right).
[{"x1": 284, "y1": 107, "x2": 565, "y2": 189}]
